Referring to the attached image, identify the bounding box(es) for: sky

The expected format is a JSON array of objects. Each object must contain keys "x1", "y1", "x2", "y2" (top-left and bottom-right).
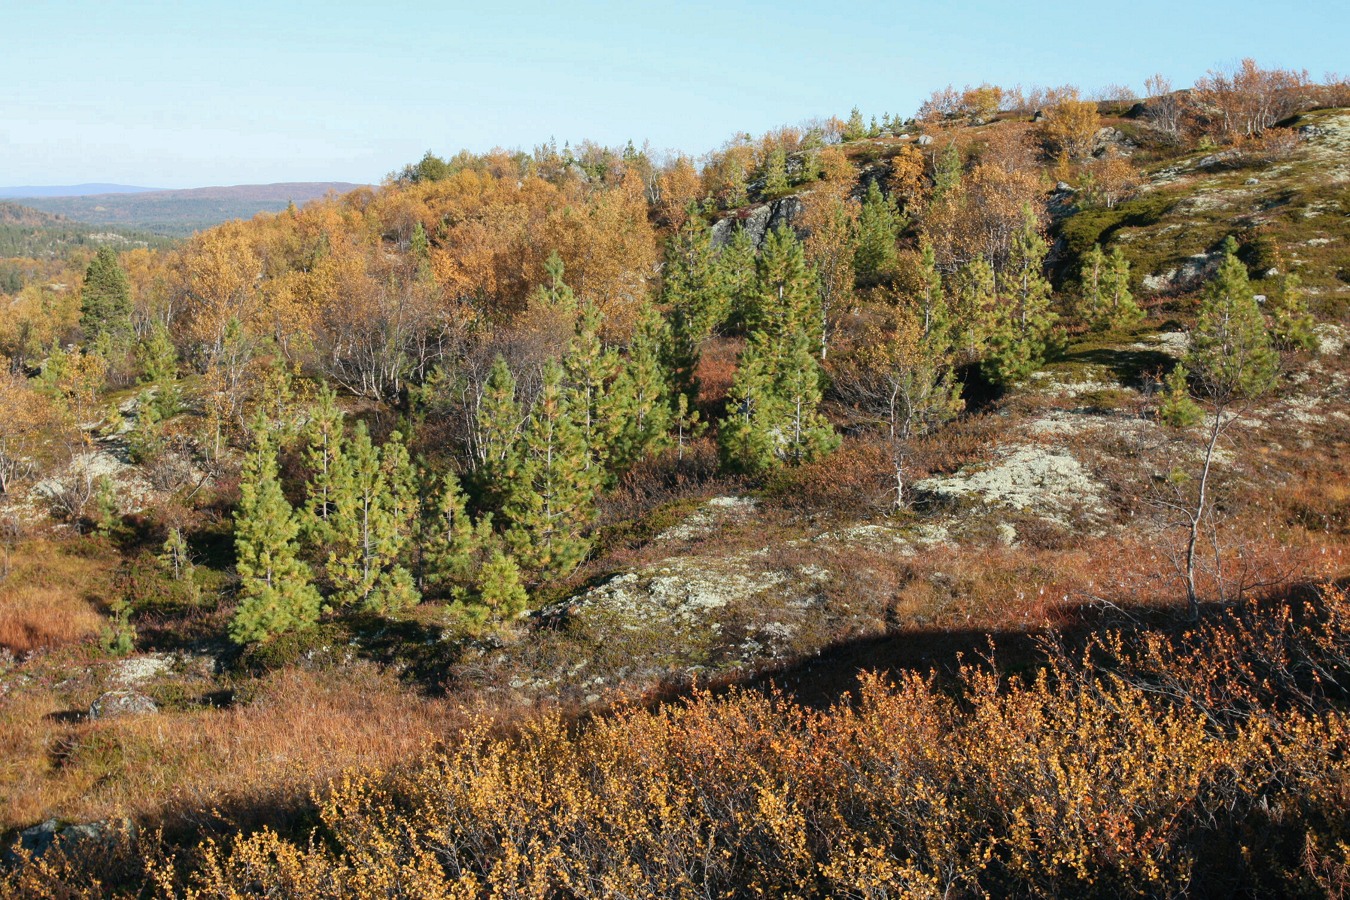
[{"x1": 2, "y1": 0, "x2": 1346, "y2": 189}]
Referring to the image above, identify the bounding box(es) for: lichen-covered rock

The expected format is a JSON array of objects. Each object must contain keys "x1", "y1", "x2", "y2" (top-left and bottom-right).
[
  {"x1": 915, "y1": 446, "x2": 1107, "y2": 523},
  {"x1": 4, "y1": 818, "x2": 135, "y2": 865},
  {"x1": 87, "y1": 690, "x2": 157, "y2": 720}
]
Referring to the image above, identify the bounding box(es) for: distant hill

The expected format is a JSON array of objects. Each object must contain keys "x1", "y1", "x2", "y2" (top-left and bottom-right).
[
  {"x1": 13, "y1": 182, "x2": 369, "y2": 236},
  {"x1": 0, "y1": 184, "x2": 161, "y2": 199},
  {"x1": 0, "y1": 200, "x2": 177, "y2": 261}
]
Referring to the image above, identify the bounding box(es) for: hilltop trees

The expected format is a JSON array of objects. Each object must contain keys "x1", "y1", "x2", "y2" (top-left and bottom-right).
[{"x1": 1039, "y1": 93, "x2": 1100, "y2": 160}]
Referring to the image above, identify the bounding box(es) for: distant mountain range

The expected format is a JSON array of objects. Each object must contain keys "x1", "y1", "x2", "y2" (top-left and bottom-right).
[
  {"x1": 0, "y1": 184, "x2": 162, "y2": 199},
  {"x1": 2, "y1": 182, "x2": 369, "y2": 236}
]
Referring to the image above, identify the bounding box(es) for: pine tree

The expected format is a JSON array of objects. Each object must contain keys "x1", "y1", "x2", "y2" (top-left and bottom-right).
[
  {"x1": 1101, "y1": 247, "x2": 1142, "y2": 330},
  {"x1": 932, "y1": 143, "x2": 963, "y2": 201},
  {"x1": 423, "y1": 468, "x2": 492, "y2": 593},
  {"x1": 1186, "y1": 237, "x2": 1279, "y2": 404},
  {"x1": 127, "y1": 390, "x2": 165, "y2": 464},
  {"x1": 1268, "y1": 272, "x2": 1318, "y2": 352},
  {"x1": 1078, "y1": 243, "x2": 1108, "y2": 328},
  {"x1": 160, "y1": 525, "x2": 194, "y2": 582},
  {"x1": 230, "y1": 433, "x2": 322, "y2": 644},
  {"x1": 409, "y1": 221, "x2": 433, "y2": 281},
  {"x1": 663, "y1": 212, "x2": 733, "y2": 342},
  {"x1": 720, "y1": 338, "x2": 781, "y2": 474},
  {"x1": 324, "y1": 423, "x2": 419, "y2": 612},
  {"x1": 532, "y1": 251, "x2": 577, "y2": 313},
  {"x1": 721, "y1": 227, "x2": 836, "y2": 473},
  {"x1": 607, "y1": 304, "x2": 674, "y2": 473},
  {"x1": 80, "y1": 247, "x2": 133, "y2": 345},
  {"x1": 749, "y1": 226, "x2": 820, "y2": 344},
  {"x1": 474, "y1": 550, "x2": 529, "y2": 621},
  {"x1": 674, "y1": 391, "x2": 705, "y2": 461},
  {"x1": 915, "y1": 241, "x2": 950, "y2": 340},
  {"x1": 843, "y1": 106, "x2": 867, "y2": 141},
  {"x1": 301, "y1": 384, "x2": 345, "y2": 536},
  {"x1": 719, "y1": 226, "x2": 759, "y2": 327},
  {"x1": 1169, "y1": 236, "x2": 1280, "y2": 618},
  {"x1": 472, "y1": 355, "x2": 523, "y2": 508},
  {"x1": 763, "y1": 147, "x2": 789, "y2": 195},
  {"x1": 1081, "y1": 244, "x2": 1142, "y2": 331},
  {"x1": 565, "y1": 300, "x2": 621, "y2": 471},
  {"x1": 775, "y1": 329, "x2": 840, "y2": 465},
  {"x1": 135, "y1": 322, "x2": 180, "y2": 418},
  {"x1": 982, "y1": 206, "x2": 1058, "y2": 386},
  {"x1": 720, "y1": 326, "x2": 836, "y2": 474},
  {"x1": 853, "y1": 181, "x2": 903, "y2": 284},
  {"x1": 1157, "y1": 364, "x2": 1202, "y2": 428},
  {"x1": 953, "y1": 255, "x2": 996, "y2": 362},
  {"x1": 503, "y1": 362, "x2": 597, "y2": 578}
]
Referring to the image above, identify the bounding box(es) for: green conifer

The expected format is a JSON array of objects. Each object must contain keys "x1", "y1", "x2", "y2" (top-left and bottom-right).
[
  {"x1": 565, "y1": 300, "x2": 622, "y2": 471},
  {"x1": 424, "y1": 469, "x2": 491, "y2": 593},
  {"x1": 301, "y1": 385, "x2": 345, "y2": 535},
  {"x1": 718, "y1": 226, "x2": 759, "y2": 328},
  {"x1": 1185, "y1": 236, "x2": 1279, "y2": 403},
  {"x1": 663, "y1": 212, "x2": 733, "y2": 342},
  {"x1": 982, "y1": 206, "x2": 1058, "y2": 386},
  {"x1": 1081, "y1": 244, "x2": 1142, "y2": 331},
  {"x1": 853, "y1": 181, "x2": 903, "y2": 284},
  {"x1": 80, "y1": 247, "x2": 133, "y2": 345},
  {"x1": 503, "y1": 362, "x2": 597, "y2": 578},
  {"x1": 915, "y1": 241, "x2": 950, "y2": 340},
  {"x1": 324, "y1": 423, "x2": 419, "y2": 612},
  {"x1": 1157, "y1": 364, "x2": 1203, "y2": 428},
  {"x1": 230, "y1": 434, "x2": 322, "y2": 644},
  {"x1": 474, "y1": 550, "x2": 529, "y2": 621},
  {"x1": 931, "y1": 143, "x2": 963, "y2": 201},
  {"x1": 473, "y1": 355, "x2": 523, "y2": 508},
  {"x1": 843, "y1": 107, "x2": 867, "y2": 141},
  {"x1": 532, "y1": 251, "x2": 577, "y2": 314},
  {"x1": 763, "y1": 147, "x2": 789, "y2": 195},
  {"x1": 607, "y1": 304, "x2": 674, "y2": 473},
  {"x1": 953, "y1": 255, "x2": 996, "y2": 361},
  {"x1": 775, "y1": 329, "x2": 841, "y2": 465},
  {"x1": 135, "y1": 322, "x2": 180, "y2": 418},
  {"x1": 749, "y1": 226, "x2": 820, "y2": 344},
  {"x1": 1268, "y1": 272, "x2": 1318, "y2": 352},
  {"x1": 720, "y1": 338, "x2": 781, "y2": 474}
]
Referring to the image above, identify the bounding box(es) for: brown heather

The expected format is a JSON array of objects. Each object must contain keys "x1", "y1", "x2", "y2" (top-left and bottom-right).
[{"x1": 3, "y1": 585, "x2": 1348, "y2": 898}]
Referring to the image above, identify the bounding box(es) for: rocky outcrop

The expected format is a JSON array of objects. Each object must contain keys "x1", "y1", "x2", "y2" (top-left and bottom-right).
[
  {"x1": 1141, "y1": 250, "x2": 1223, "y2": 294},
  {"x1": 915, "y1": 445, "x2": 1109, "y2": 526},
  {"x1": 711, "y1": 196, "x2": 806, "y2": 248},
  {"x1": 4, "y1": 818, "x2": 135, "y2": 865},
  {"x1": 87, "y1": 690, "x2": 157, "y2": 720}
]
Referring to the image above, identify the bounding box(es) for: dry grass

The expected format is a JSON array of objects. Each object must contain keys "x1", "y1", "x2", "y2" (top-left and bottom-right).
[
  {"x1": 0, "y1": 538, "x2": 114, "y2": 656},
  {"x1": 0, "y1": 663, "x2": 467, "y2": 835}
]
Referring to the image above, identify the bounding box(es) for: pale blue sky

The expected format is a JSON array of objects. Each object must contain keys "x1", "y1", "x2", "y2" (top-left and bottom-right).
[{"x1": 2, "y1": 0, "x2": 1345, "y2": 188}]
